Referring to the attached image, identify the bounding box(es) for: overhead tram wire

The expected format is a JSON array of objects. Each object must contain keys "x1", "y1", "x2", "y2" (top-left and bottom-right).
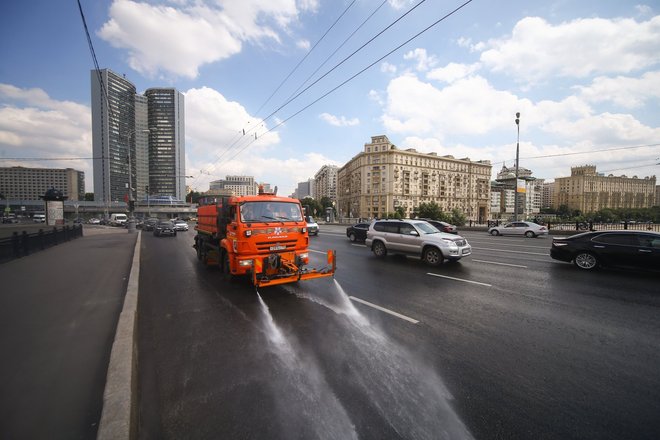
[
  {"x1": 215, "y1": 0, "x2": 429, "y2": 167},
  {"x1": 492, "y1": 143, "x2": 660, "y2": 166},
  {"x1": 282, "y1": 0, "x2": 389, "y2": 112},
  {"x1": 217, "y1": 0, "x2": 474, "y2": 167},
  {"x1": 237, "y1": 0, "x2": 429, "y2": 144},
  {"x1": 216, "y1": 1, "x2": 360, "y2": 165}
]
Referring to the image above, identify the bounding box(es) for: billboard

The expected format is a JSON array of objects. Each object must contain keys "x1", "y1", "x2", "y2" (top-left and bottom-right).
[{"x1": 516, "y1": 179, "x2": 526, "y2": 193}]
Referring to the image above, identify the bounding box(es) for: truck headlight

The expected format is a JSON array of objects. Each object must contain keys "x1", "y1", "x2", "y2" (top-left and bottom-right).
[{"x1": 239, "y1": 259, "x2": 253, "y2": 267}]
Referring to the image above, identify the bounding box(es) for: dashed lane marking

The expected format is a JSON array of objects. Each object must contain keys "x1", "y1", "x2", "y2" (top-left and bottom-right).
[
  {"x1": 427, "y1": 273, "x2": 492, "y2": 287},
  {"x1": 349, "y1": 296, "x2": 420, "y2": 324},
  {"x1": 471, "y1": 259, "x2": 527, "y2": 268}
]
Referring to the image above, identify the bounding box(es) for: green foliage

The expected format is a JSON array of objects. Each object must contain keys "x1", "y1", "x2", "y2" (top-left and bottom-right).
[
  {"x1": 300, "y1": 196, "x2": 323, "y2": 217},
  {"x1": 84, "y1": 193, "x2": 95, "y2": 201},
  {"x1": 544, "y1": 206, "x2": 660, "y2": 223},
  {"x1": 448, "y1": 208, "x2": 467, "y2": 226},
  {"x1": 186, "y1": 191, "x2": 203, "y2": 203}
]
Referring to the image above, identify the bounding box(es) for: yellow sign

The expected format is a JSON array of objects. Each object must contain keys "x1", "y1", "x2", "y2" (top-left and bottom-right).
[{"x1": 516, "y1": 179, "x2": 526, "y2": 193}]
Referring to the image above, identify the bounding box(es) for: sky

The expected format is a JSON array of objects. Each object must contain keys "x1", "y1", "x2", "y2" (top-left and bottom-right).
[{"x1": 1, "y1": 0, "x2": 659, "y2": 197}]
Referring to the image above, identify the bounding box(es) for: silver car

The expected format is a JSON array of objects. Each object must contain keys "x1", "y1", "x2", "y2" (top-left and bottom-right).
[
  {"x1": 365, "y1": 219, "x2": 471, "y2": 266},
  {"x1": 488, "y1": 221, "x2": 548, "y2": 238}
]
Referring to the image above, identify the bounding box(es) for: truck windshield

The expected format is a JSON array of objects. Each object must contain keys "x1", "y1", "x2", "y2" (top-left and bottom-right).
[{"x1": 240, "y1": 202, "x2": 303, "y2": 223}]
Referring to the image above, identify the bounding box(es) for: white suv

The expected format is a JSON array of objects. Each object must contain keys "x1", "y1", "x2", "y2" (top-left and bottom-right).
[{"x1": 365, "y1": 219, "x2": 471, "y2": 266}]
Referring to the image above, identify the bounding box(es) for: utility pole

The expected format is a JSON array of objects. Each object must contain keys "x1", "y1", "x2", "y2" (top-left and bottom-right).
[{"x1": 514, "y1": 112, "x2": 520, "y2": 221}]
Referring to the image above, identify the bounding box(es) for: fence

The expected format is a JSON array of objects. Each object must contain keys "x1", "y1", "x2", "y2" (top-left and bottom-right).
[
  {"x1": 478, "y1": 220, "x2": 660, "y2": 233},
  {"x1": 0, "y1": 225, "x2": 83, "y2": 264}
]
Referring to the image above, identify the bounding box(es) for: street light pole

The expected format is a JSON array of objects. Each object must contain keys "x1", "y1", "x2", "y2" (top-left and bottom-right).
[{"x1": 514, "y1": 112, "x2": 520, "y2": 221}]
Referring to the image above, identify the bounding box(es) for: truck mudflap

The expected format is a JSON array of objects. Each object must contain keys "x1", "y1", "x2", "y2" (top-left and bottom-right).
[{"x1": 252, "y1": 249, "x2": 336, "y2": 288}]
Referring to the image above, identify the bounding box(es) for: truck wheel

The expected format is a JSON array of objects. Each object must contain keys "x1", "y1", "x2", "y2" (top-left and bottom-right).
[{"x1": 221, "y1": 250, "x2": 234, "y2": 281}]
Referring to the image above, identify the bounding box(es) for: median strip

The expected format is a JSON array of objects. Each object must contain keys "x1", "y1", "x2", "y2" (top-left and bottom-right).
[
  {"x1": 349, "y1": 296, "x2": 419, "y2": 324},
  {"x1": 426, "y1": 273, "x2": 492, "y2": 287}
]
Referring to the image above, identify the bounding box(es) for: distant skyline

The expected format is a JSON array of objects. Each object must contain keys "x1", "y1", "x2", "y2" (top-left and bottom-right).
[{"x1": 1, "y1": 0, "x2": 658, "y2": 196}]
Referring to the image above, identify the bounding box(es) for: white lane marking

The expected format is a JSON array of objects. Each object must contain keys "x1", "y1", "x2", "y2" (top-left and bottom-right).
[
  {"x1": 349, "y1": 296, "x2": 419, "y2": 324},
  {"x1": 309, "y1": 249, "x2": 326, "y2": 254},
  {"x1": 351, "y1": 244, "x2": 366, "y2": 247},
  {"x1": 426, "y1": 273, "x2": 492, "y2": 287},
  {"x1": 472, "y1": 247, "x2": 549, "y2": 256},
  {"x1": 471, "y1": 259, "x2": 527, "y2": 268}
]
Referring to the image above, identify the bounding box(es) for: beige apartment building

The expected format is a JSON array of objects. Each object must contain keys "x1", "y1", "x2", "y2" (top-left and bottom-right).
[
  {"x1": 555, "y1": 165, "x2": 656, "y2": 212},
  {"x1": 313, "y1": 165, "x2": 338, "y2": 202},
  {"x1": 337, "y1": 135, "x2": 491, "y2": 221}
]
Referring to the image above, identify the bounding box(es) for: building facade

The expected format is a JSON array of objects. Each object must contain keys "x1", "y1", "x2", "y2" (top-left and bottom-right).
[
  {"x1": 337, "y1": 135, "x2": 491, "y2": 221},
  {"x1": 292, "y1": 179, "x2": 314, "y2": 199},
  {"x1": 313, "y1": 165, "x2": 338, "y2": 202},
  {"x1": 91, "y1": 70, "x2": 186, "y2": 207},
  {"x1": 91, "y1": 69, "x2": 136, "y2": 206},
  {"x1": 0, "y1": 166, "x2": 85, "y2": 201},
  {"x1": 145, "y1": 88, "x2": 186, "y2": 201},
  {"x1": 542, "y1": 181, "x2": 557, "y2": 210},
  {"x1": 490, "y1": 164, "x2": 543, "y2": 220},
  {"x1": 555, "y1": 165, "x2": 656, "y2": 212},
  {"x1": 209, "y1": 175, "x2": 256, "y2": 196}
]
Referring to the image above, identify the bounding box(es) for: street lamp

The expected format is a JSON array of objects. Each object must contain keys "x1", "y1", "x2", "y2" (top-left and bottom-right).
[{"x1": 514, "y1": 112, "x2": 520, "y2": 221}]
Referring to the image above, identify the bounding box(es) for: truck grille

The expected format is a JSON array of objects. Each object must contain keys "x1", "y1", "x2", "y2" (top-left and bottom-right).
[{"x1": 255, "y1": 239, "x2": 298, "y2": 253}]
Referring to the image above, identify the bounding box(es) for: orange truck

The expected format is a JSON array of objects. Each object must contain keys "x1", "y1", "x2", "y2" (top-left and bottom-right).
[{"x1": 193, "y1": 188, "x2": 336, "y2": 288}]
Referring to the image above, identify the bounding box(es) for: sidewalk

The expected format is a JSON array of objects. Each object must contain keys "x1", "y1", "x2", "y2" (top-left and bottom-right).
[{"x1": 0, "y1": 227, "x2": 137, "y2": 439}]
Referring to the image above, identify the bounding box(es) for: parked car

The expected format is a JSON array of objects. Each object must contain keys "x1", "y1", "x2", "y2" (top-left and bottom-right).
[
  {"x1": 306, "y1": 215, "x2": 319, "y2": 236},
  {"x1": 365, "y1": 219, "x2": 471, "y2": 266},
  {"x1": 153, "y1": 221, "x2": 177, "y2": 237},
  {"x1": 173, "y1": 219, "x2": 189, "y2": 231},
  {"x1": 88, "y1": 217, "x2": 101, "y2": 224},
  {"x1": 2, "y1": 216, "x2": 19, "y2": 224},
  {"x1": 346, "y1": 223, "x2": 371, "y2": 242},
  {"x1": 33, "y1": 214, "x2": 46, "y2": 223},
  {"x1": 488, "y1": 221, "x2": 548, "y2": 238},
  {"x1": 550, "y1": 230, "x2": 660, "y2": 271},
  {"x1": 420, "y1": 219, "x2": 457, "y2": 234}
]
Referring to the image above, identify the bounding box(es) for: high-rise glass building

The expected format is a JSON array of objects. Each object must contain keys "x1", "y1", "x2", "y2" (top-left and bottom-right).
[
  {"x1": 91, "y1": 70, "x2": 186, "y2": 207},
  {"x1": 145, "y1": 88, "x2": 186, "y2": 201},
  {"x1": 91, "y1": 69, "x2": 136, "y2": 206}
]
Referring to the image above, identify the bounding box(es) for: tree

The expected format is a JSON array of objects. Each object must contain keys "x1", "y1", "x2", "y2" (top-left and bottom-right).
[
  {"x1": 413, "y1": 202, "x2": 444, "y2": 220},
  {"x1": 84, "y1": 193, "x2": 95, "y2": 201},
  {"x1": 448, "y1": 209, "x2": 467, "y2": 226}
]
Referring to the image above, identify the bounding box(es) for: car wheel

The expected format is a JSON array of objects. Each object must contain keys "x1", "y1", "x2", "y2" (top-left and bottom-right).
[
  {"x1": 490, "y1": 229, "x2": 500, "y2": 236},
  {"x1": 349, "y1": 232, "x2": 357, "y2": 242},
  {"x1": 423, "y1": 247, "x2": 444, "y2": 266},
  {"x1": 372, "y1": 241, "x2": 387, "y2": 257},
  {"x1": 574, "y1": 252, "x2": 598, "y2": 270},
  {"x1": 525, "y1": 231, "x2": 536, "y2": 238}
]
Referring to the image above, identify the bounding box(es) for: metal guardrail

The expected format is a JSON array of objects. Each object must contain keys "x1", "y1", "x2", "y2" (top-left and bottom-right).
[
  {"x1": 478, "y1": 220, "x2": 660, "y2": 233},
  {"x1": 0, "y1": 225, "x2": 83, "y2": 263}
]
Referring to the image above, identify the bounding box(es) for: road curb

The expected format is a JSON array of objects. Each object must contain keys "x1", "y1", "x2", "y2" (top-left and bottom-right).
[{"x1": 97, "y1": 231, "x2": 141, "y2": 440}]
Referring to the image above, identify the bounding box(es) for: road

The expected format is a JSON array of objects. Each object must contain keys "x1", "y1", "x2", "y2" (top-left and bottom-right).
[{"x1": 136, "y1": 225, "x2": 660, "y2": 440}]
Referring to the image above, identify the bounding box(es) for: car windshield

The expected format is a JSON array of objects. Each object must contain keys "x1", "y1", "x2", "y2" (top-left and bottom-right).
[
  {"x1": 414, "y1": 222, "x2": 439, "y2": 234},
  {"x1": 239, "y1": 201, "x2": 303, "y2": 222}
]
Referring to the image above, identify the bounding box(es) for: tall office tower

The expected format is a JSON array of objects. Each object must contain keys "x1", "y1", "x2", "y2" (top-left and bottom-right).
[
  {"x1": 91, "y1": 68, "x2": 136, "y2": 207},
  {"x1": 145, "y1": 88, "x2": 186, "y2": 201},
  {"x1": 134, "y1": 94, "x2": 150, "y2": 201}
]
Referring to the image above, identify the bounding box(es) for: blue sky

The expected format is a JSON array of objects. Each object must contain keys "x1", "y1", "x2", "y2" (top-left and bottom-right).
[{"x1": 1, "y1": 0, "x2": 659, "y2": 196}]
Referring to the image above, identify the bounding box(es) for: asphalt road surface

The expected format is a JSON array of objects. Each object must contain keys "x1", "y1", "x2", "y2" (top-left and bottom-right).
[{"x1": 137, "y1": 226, "x2": 660, "y2": 440}]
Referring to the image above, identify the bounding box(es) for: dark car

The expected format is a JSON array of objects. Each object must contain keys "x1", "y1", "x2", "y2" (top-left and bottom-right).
[
  {"x1": 143, "y1": 217, "x2": 160, "y2": 231},
  {"x1": 153, "y1": 221, "x2": 177, "y2": 237},
  {"x1": 346, "y1": 223, "x2": 370, "y2": 242},
  {"x1": 421, "y1": 219, "x2": 458, "y2": 234},
  {"x1": 550, "y1": 230, "x2": 660, "y2": 271}
]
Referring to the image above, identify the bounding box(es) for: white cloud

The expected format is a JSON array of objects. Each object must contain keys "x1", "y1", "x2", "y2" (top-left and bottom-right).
[
  {"x1": 0, "y1": 84, "x2": 92, "y2": 190},
  {"x1": 380, "y1": 62, "x2": 397, "y2": 74},
  {"x1": 296, "y1": 39, "x2": 311, "y2": 50},
  {"x1": 479, "y1": 15, "x2": 660, "y2": 82},
  {"x1": 574, "y1": 71, "x2": 660, "y2": 108},
  {"x1": 427, "y1": 62, "x2": 481, "y2": 83},
  {"x1": 388, "y1": 0, "x2": 414, "y2": 10},
  {"x1": 382, "y1": 74, "x2": 524, "y2": 138},
  {"x1": 99, "y1": 0, "x2": 304, "y2": 79},
  {"x1": 403, "y1": 48, "x2": 438, "y2": 72},
  {"x1": 319, "y1": 113, "x2": 360, "y2": 127}
]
